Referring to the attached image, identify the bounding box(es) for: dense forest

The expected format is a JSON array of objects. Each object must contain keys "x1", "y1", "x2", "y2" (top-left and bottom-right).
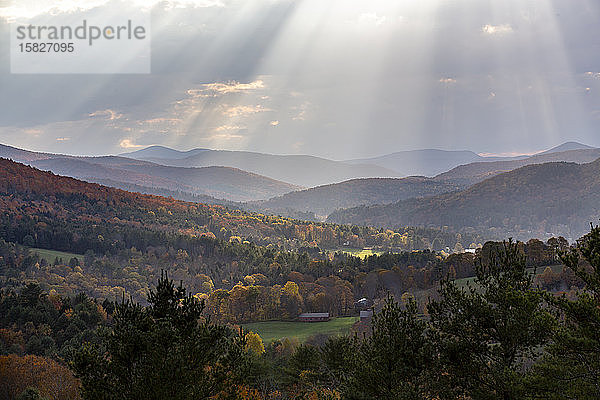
[
  {"x1": 0, "y1": 159, "x2": 570, "y2": 314},
  {"x1": 0, "y1": 158, "x2": 481, "y2": 254},
  {"x1": 329, "y1": 159, "x2": 600, "y2": 241},
  {"x1": 1, "y1": 158, "x2": 598, "y2": 399},
  {"x1": 1, "y1": 225, "x2": 598, "y2": 399},
  {"x1": 248, "y1": 177, "x2": 464, "y2": 217}
]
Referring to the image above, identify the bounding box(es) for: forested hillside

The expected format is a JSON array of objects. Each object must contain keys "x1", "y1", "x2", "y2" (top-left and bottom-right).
[
  {"x1": 434, "y1": 148, "x2": 600, "y2": 185},
  {"x1": 251, "y1": 177, "x2": 464, "y2": 217},
  {"x1": 329, "y1": 159, "x2": 600, "y2": 241},
  {"x1": 0, "y1": 158, "x2": 482, "y2": 309},
  {"x1": 0, "y1": 158, "x2": 479, "y2": 254},
  {"x1": 0, "y1": 144, "x2": 301, "y2": 202},
  {"x1": 1, "y1": 158, "x2": 595, "y2": 400}
]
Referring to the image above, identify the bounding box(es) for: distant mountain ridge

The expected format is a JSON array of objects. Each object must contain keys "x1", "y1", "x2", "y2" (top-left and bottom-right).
[
  {"x1": 122, "y1": 145, "x2": 210, "y2": 160},
  {"x1": 125, "y1": 142, "x2": 596, "y2": 184},
  {"x1": 537, "y1": 141, "x2": 595, "y2": 155},
  {"x1": 345, "y1": 149, "x2": 490, "y2": 177},
  {"x1": 0, "y1": 144, "x2": 299, "y2": 202},
  {"x1": 435, "y1": 148, "x2": 600, "y2": 185},
  {"x1": 345, "y1": 142, "x2": 596, "y2": 176},
  {"x1": 123, "y1": 148, "x2": 401, "y2": 188},
  {"x1": 2, "y1": 141, "x2": 597, "y2": 210},
  {"x1": 250, "y1": 177, "x2": 465, "y2": 217},
  {"x1": 328, "y1": 158, "x2": 600, "y2": 241},
  {"x1": 247, "y1": 142, "x2": 599, "y2": 217}
]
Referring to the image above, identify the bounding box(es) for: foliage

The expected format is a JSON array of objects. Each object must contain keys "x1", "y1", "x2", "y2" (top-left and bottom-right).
[
  {"x1": 427, "y1": 239, "x2": 554, "y2": 399},
  {"x1": 0, "y1": 283, "x2": 104, "y2": 361},
  {"x1": 328, "y1": 159, "x2": 600, "y2": 241},
  {"x1": 341, "y1": 296, "x2": 433, "y2": 400},
  {"x1": 0, "y1": 354, "x2": 79, "y2": 400},
  {"x1": 529, "y1": 224, "x2": 600, "y2": 399},
  {"x1": 71, "y1": 272, "x2": 251, "y2": 400},
  {"x1": 0, "y1": 158, "x2": 465, "y2": 255},
  {"x1": 246, "y1": 331, "x2": 266, "y2": 355}
]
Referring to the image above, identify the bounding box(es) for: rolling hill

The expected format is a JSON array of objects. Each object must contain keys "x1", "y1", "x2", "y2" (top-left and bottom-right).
[
  {"x1": 345, "y1": 142, "x2": 596, "y2": 176},
  {"x1": 249, "y1": 142, "x2": 598, "y2": 217},
  {"x1": 122, "y1": 145, "x2": 210, "y2": 160},
  {"x1": 345, "y1": 149, "x2": 490, "y2": 176},
  {"x1": 250, "y1": 177, "x2": 465, "y2": 217},
  {"x1": 537, "y1": 141, "x2": 595, "y2": 155},
  {"x1": 435, "y1": 148, "x2": 600, "y2": 185},
  {"x1": 0, "y1": 144, "x2": 300, "y2": 202},
  {"x1": 31, "y1": 157, "x2": 300, "y2": 202},
  {"x1": 328, "y1": 158, "x2": 600, "y2": 241},
  {"x1": 122, "y1": 148, "x2": 401, "y2": 187},
  {"x1": 125, "y1": 142, "x2": 595, "y2": 185},
  {"x1": 0, "y1": 158, "x2": 473, "y2": 253}
]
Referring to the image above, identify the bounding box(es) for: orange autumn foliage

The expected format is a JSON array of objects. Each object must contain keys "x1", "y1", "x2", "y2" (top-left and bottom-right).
[{"x1": 0, "y1": 354, "x2": 80, "y2": 400}]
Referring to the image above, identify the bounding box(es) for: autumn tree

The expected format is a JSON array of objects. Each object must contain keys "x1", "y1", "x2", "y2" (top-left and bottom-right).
[
  {"x1": 246, "y1": 331, "x2": 265, "y2": 355},
  {"x1": 0, "y1": 354, "x2": 79, "y2": 400}
]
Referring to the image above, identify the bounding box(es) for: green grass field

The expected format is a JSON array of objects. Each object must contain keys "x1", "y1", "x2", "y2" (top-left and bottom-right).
[
  {"x1": 31, "y1": 248, "x2": 84, "y2": 264},
  {"x1": 243, "y1": 317, "x2": 359, "y2": 344}
]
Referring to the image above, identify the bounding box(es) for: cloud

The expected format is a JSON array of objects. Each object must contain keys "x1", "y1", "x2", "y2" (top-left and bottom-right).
[
  {"x1": 159, "y1": 0, "x2": 226, "y2": 10},
  {"x1": 24, "y1": 128, "x2": 42, "y2": 136},
  {"x1": 222, "y1": 105, "x2": 270, "y2": 118},
  {"x1": 200, "y1": 80, "x2": 265, "y2": 96},
  {"x1": 439, "y1": 78, "x2": 457, "y2": 84},
  {"x1": 482, "y1": 24, "x2": 513, "y2": 35},
  {"x1": 585, "y1": 72, "x2": 600, "y2": 80},
  {"x1": 0, "y1": 0, "x2": 108, "y2": 21},
  {"x1": 207, "y1": 133, "x2": 244, "y2": 140},
  {"x1": 89, "y1": 109, "x2": 123, "y2": 121},
  {"x1": 214, "y1": 124, "x2": 246, "y2": 132},
  {"x1": 140, "y1": 117, "x2": 181, "y2": 125},
  {"x1": 291, "y1": 101, "x2": 311, "y2": 121},
  {"x1": 119, "y1": 139, "x2": 144, "y2": 149}
]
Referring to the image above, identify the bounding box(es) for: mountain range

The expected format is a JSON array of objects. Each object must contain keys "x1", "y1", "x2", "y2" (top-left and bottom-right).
[
  {"x1": 435, "y1": 147, "x2": 600, "y2": 185},
  {"x1": 247, "y1": 143, "x2": 600, "y2": 217},
  {"x1": 0, "y1": 144, "x2": 297, "y2": 202},
  {"x1": 344, "y1": 149, "x2": 510, "y2": 177},
  {"x1": 122, "y1": 146, "x2": 401, "y2": 188},
  {"x1": 128, "y1": 144, "x2": 587, "y2": 182},
  {"x1": 249, "y1": 177, "x2": 465, "y2": 217},
  {"x1": 1, "y1": 142, "x2": 598, "y2": 228},
  {"x1": 328, "y1": 158, "x2": 600, "y2": 241}
]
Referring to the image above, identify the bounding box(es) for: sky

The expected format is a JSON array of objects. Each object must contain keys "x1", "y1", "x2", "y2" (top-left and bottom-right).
[{"x1": 0, "y1": 0, "x2": 599, "y2": 159}]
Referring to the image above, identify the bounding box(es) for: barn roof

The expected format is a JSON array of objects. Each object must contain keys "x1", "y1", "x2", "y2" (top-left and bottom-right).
[{"x1": 299, "y1": 313, "x2": 330, "y2": 318}]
